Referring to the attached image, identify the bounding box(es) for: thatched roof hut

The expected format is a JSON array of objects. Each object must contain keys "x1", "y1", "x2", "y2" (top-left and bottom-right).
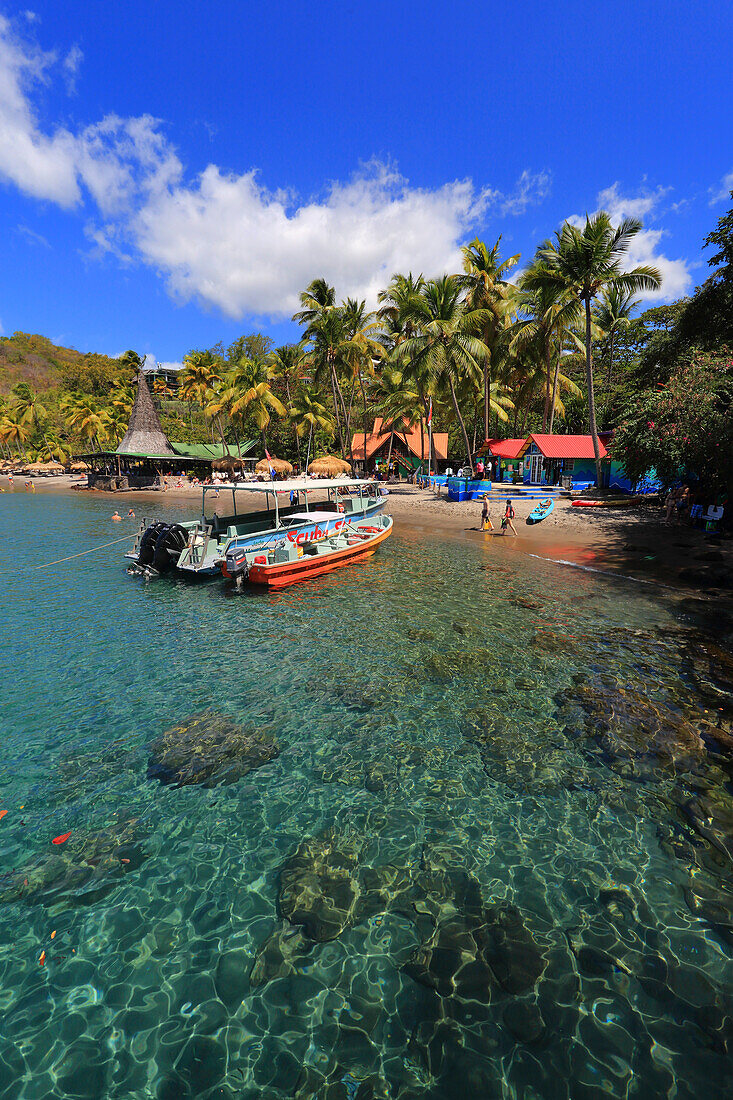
[
  {"x1": 308, "y1": 455, "x2": 352, "y2": 477},
  {"x1": 116, "y1": 371, "x2": 175, "y2": 456},
  {"x1": 255, "y1": 457, "x2": 293, "y2": 477}
]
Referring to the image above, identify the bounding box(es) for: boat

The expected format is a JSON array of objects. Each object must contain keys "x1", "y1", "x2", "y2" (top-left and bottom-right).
[
  {"x1": 526, "y1": 498, "x2": 555, "y2": 524},
  {"x1": 126, "y1": 478, "x2": 386, "y2": 577},
  {"x1": 223, "y1": 514, "x2": 393, "y2": 588}
]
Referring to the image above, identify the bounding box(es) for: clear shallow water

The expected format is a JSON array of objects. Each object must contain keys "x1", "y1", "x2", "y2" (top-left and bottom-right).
[{"x1": 1, "y1": 489, "x2": 732, "y2": 1099}]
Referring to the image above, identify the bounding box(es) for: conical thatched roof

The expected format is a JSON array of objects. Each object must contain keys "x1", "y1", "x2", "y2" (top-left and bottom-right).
[{"x1": 116, "y1": 372, "x2": 174, "y2": 456}]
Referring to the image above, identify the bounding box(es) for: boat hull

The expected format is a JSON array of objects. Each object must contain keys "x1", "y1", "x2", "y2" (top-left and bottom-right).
[{"x1": 247, "y1": 521, "x2": 392, "y2": 588}]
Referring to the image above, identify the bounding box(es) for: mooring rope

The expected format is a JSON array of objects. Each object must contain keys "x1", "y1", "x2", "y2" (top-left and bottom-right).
[{"x1": 1, "y1": 533, "x2": 136, "y2": 574}]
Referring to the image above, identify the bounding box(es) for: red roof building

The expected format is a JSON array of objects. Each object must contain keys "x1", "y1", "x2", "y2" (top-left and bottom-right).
[
  {"x1": 479, "y1": 438, "x2": 527, "y2": 460},
  {"x1": 518, "y1": 434, "x2": 608, "y2": 460},
  {"x1": 351, "y1": 418, "x2": 449, "y2": 465}
]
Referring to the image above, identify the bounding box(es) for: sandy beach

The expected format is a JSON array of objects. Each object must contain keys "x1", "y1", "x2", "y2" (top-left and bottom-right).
[{"x1": 4, "y1": 473, "x2": 731, "y2": 597}]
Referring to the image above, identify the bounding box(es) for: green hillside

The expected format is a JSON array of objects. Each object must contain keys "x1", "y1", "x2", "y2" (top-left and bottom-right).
[{"x1": 0, "y1": 332, "x2": 127, "y2": 396}]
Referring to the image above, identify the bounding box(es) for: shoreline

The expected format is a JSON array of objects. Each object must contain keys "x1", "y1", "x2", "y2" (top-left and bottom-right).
[{"x1": 3, "y1": 474, "x2": 731, "y2": 598}]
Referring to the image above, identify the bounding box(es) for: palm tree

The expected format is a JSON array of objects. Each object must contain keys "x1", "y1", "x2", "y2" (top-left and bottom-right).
[
  {"x1": 270, "y1": 343, "x2": 307, "y2": 460},
  {"x1": 0, "y1": 413, "x2": 30, "y2": 458},
  {"x1": 226, "y1": 358, "x2": 287, "y2": 451},
  {"x1": 11, "y1": 382, "x2": 46, "y2": 433},
  {"x1": 399, "y1": 276, "x2": 489, "y2": 474},
  {"x1": 457, "y1": 238, "x2": 519, "y2": 441},
  {"x1": 593, "y1": 285, "x2": 639, "y2": 424},
  {"x1": 61, "y1": 395, "x2": 113, "y2": 451},
  {"x1": 515, "y1": 256, "x2": 585, "y2": 430},
  {"x1": 289, "y1": 388, "x2": 334, "y2": 465},
  {"x1": 293, "y1": 279, "x2": 353, "y2": 458},
  {"x1": 179, "y1": 351, "x2": 223, "y2": 442},
  {"x1": 538, "y1": 214, "x2": 661, "y2": 485}
]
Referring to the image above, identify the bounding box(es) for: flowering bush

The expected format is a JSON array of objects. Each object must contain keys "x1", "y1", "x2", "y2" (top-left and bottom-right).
[{"x1": 612, "y1": 350, "x2": 733, "y2": 492}]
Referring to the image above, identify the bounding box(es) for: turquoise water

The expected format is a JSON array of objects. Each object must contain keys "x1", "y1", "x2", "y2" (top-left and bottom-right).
[{"x1": 1, "y1": 489, "x2": 732, "y2": 1099}]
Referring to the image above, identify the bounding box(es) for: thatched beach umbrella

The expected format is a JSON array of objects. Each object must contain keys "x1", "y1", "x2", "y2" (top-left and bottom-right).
[
  {"x1": 212, "y1": 456, "x2": 245, "y2": 475},
  {"x1": 44, "y1": 461, "x2": 65, "y2": 475},
  {"x1": 308, "y1": 455, "x2": 352, "y2": 477},
  {"x1": 255, "y1": 457, "x2": 293, "y2": 477},
  {"x1": 70, "y1": 461, "x2": 89, "y2": 472}
]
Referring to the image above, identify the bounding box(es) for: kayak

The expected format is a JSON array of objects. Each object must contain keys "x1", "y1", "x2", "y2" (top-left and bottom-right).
[
  {"x1": 571, "y1": 498, "x2": 639, "y2": 508},
  {"x1": 526, "y1": 498, "x2": 555, "y2": 525}
]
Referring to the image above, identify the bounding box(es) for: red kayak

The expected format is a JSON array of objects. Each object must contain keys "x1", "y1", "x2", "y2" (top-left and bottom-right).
[{"x1": 571, "y1": 499, "x2": 639, "y2": 508}]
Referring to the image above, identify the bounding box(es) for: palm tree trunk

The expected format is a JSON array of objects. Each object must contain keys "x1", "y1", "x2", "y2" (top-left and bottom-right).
[
  {"x1": 359, "y1": 370, "x2": 369, "y2": 475},
  {"x1": 541, "y1": 334, "x2": 552, "y2": 431},
  {"x1": 483, "y1": 361, "x2": 490, "y2": 443},
  {"x1": 447, "y1": 374, "x2": 473, "y2": 475},
  {"x1": 585, "y1": 298, "x2": 603, "y2": 488},
  {"x1": 603, "y1": 332, "x2": 616, "y2": 429},
  {"x1": 548, "y1": 339, "x2": 561, "y2": 433}
]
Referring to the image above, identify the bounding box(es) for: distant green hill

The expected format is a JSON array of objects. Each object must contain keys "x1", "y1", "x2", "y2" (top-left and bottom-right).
[{"x1": 0, "y1": 332, "x2": 128, "y2": 396}]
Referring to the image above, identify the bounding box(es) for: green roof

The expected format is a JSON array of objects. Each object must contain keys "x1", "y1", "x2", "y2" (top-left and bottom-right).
[
  {"x1": 170, "y1": 441, "x2": 258, "y2": 460},
  {"x1": 77, "y1": 440, "x2": 259, "y2": 463}
]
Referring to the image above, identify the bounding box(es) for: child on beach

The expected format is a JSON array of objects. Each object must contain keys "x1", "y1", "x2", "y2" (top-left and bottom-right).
[
  {"x1": 481, "y1": 496, "x2": 493, "y2": 531},
  {"x1": 501, "y1": 499, "x2": 517, "y2": 536}
]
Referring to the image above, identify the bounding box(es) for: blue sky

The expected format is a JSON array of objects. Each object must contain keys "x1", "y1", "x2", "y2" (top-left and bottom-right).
[{"x1": 0, "y1": 1, "x2": 731, "y2": 368}]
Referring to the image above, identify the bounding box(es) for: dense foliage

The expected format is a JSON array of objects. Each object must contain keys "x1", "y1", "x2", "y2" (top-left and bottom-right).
[{"x1": 612, "y1": 351, "x2": 733, "y2": 492}]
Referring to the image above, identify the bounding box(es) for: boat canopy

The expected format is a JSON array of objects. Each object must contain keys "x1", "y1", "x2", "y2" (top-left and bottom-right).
[{"x1": 202, "y1": 477, "x2": 376, "y2": 496}]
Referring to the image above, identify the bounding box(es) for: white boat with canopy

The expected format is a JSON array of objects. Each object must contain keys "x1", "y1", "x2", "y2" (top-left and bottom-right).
[{"x1": 126, "y1": 477, "x2": 387, "y2": 577}]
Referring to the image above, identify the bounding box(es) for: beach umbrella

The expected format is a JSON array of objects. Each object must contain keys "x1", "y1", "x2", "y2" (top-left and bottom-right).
[
  {"x1": 307, "y1": 455, "x2": 352, "y2": 478},
  {"x1": 70, "y1": 461, "x2": 89, "y2": 472},
  {"x1": 255, "y1": 457, "x2": 293, "y2": 477},
  {"x1": 44, "y1": 461, "x2": 65, "y2": 474}
]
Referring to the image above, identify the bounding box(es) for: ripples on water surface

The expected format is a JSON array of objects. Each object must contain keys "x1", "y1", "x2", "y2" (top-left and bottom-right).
[{"x1": 1, "y1": 490, "x2": 732, "y2": 1099}]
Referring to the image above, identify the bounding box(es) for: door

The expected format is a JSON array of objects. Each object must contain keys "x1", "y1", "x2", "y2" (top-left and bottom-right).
[{"x1": 529, "y1": 454, "x2": 543, "y2": 483}]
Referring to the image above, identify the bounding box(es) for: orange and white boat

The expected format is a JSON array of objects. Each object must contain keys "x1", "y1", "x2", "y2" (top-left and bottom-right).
[{"x1": 222, "y1": 513, "x2": 393, "y2": 588}]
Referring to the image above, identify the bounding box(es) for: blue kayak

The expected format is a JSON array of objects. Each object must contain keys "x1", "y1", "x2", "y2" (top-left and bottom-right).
[{"x1": 526, "y1": 498, "x2": 555, "y2": 525}]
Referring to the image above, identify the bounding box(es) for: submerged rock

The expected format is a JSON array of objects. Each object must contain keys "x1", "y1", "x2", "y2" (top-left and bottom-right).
[
  {"x1": 249, "y1": 924, "x2": 312, "y2": 986},
  {"x1": 683, "y1": 635, "x2": 733, "y2": 713},
  {"x1": 557, "y1": 676, "x2": 707, "y2": 771},
  {"x1": 403, "y1": 902, "x2": 546, "y2": 1003},
  {"x1": 146, "y1": 712, "x2": 279, "y2": 788},
  {"x1": 0, "y1": 814, "x2": 147, "y2": 907},
  {"x1": 278, "y1": 832, "x2": 363, "y2": 942}
]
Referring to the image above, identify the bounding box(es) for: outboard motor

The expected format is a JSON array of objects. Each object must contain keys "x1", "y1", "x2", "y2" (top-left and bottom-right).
[
  {"x1": 226, "y1": 547, "x2": 250, "y2": 587},
  {"x1": 152, "y1": 524, "x2": 189, "y2": 573},
  {"x1": 137, "y1": 521, "x2": 168, "y2": 567}
]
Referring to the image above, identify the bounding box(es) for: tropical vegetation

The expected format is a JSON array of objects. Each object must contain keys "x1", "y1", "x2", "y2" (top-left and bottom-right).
[{"x1": 2, "y1": 193, "x2": 731, "y2": 493}]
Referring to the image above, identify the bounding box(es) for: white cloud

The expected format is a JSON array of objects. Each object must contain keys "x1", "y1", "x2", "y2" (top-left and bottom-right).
[
  {"x1": 709, "y1": 169, "x2": 733, "y2": 206},
  {"x1": 142, "y1": 354, "x2": 183, "y2": 372},
  {"x1": 16, "y1": 223, "x2": 50, "y2": 247},
  {"x1": 0, "y1": 18, "x2": 181, "y2": 212},
  {"x1": 501, "y1": 169, "x2": 552, "y2": 215},
  {"x1": 63, "y1": 43, "x2": 82, "y2": 93},
  {"x1": 570, "y1": 183, "x2": 691, "y2": 303},
  {"x1": 134, "y1": 162, "x2": 494, "y2": 317},
  {"x1": 0, "y1": 17, "x2": 554, "y2": 320}
]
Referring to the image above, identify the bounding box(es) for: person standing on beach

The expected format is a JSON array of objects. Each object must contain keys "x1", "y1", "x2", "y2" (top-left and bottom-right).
[
  {"x1": 481, "y1": 496, "x2": 493, "y2": 531},
  {"x1": 501, "y1": 499, "x2": 517, "y2": 536}
]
